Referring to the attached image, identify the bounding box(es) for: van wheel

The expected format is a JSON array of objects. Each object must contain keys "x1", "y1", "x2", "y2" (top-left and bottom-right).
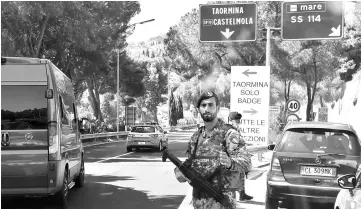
[
  {"x1": 126, "y1": 147, "x2": 132, "y2": 152},
  {"x1": 75, "y1": 158, "x2": 85, "y2": 188},
  {"x1": 55, "y1": 169, "x2": 69, "y2": 209}
]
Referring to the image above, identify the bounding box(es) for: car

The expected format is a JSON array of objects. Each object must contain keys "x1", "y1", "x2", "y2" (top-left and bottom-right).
[
  {"x1": 126, "y1": 124, "x2": 168, "y2": 152},
  {"x1": 1, "y1": 57, "x2": 85, "y2": 209},
  {"x1": 266, "y1": 121, "x2": 361, "y2": 209},
  {"x1": 334, "y1": 167, "x2": 361, "y2": 209}
]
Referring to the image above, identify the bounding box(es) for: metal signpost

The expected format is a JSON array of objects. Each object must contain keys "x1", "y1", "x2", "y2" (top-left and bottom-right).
[
  {"x1": 282, "y1": 1, "x2": 344, "y2": 40},
  {"x1": 199, "y1": 3, "x2": 257, "y2": 42},
  {"x1": 230, "y1": 66, "x2": 270, "y2": 146}
]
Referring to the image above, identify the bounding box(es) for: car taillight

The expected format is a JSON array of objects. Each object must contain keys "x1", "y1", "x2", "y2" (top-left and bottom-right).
[
  {"x1": 48, "y1": 122, "x2": 60, "y2": 160},
  {"x1": 270, "y1": 157, "x2": 285, "y2": 181}
]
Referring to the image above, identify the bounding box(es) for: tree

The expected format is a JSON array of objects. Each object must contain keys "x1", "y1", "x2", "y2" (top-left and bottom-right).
[
  {"x1": 283, "y1": 40, "x2": 340, "y2": 121},
  {"x1": 1, "y1": 1, "x2": 142, "y2": 122},
  {"x1": 338, "y1": 1, "x2": 361, "y2": 81}
]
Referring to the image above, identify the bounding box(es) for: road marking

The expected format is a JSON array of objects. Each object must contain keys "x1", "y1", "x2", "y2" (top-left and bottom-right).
[{"x1": 94, "y1": 152, "x2": 134, "y2": 163}]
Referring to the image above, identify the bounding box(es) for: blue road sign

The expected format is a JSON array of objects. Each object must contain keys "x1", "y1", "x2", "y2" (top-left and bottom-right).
[
  {"x1": 199, "y1": 3, "x2": 257, "y2": 42},
  {"x1": 282, "y1": 1, "x2": 344, "y2": 40}
]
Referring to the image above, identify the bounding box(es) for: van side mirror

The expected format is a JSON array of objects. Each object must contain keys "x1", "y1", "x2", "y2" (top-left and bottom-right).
[
  {"x1": 337, "y1": 174, "x2": 357, "y2": 190},
  {"x1": 268, "y1": 144, "x2": 276, "y2": 150},
  {"x1": 45, "y1": 89, "x2": 53, "y2": 99}
]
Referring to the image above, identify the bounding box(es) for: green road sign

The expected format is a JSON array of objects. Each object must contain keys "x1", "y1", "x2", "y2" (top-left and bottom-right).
[
  {"x1": 282, "y1": 1, "x2": 344, "y2": 40},
  {"x1": 199, "y1": 3, "x2": 257, "y2": 42}
]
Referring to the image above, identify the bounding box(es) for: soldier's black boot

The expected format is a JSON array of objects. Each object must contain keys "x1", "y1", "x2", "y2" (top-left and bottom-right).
[{"x1": 239, "y1": 190, "x2": 253, "y2": 201}]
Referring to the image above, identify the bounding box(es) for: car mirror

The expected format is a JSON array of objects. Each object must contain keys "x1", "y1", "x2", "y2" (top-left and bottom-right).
[
  {"x1": 268, "y1": 144, "x2": 275, "y2": 150},
  {"x1": 337, "y1": 174, "x2": 356, "y2": 189}
]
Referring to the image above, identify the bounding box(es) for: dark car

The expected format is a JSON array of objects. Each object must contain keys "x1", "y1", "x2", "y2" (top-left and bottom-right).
[{"x1": 266, "y1": 121, "x2": 361, "y2": 209}]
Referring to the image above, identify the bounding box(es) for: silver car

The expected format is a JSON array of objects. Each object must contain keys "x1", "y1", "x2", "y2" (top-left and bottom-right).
[{"x1": 126, "y1": 125, "x2": 168, "y2": 152}]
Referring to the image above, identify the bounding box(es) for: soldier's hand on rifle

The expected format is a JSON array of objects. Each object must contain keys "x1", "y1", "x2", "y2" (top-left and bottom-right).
[
  {"x1": 219, "y1": 151, "x2": 232, "y2": 169},
  {"x1": 174, "y1": 167, "x2": 191, "y2": 183}
]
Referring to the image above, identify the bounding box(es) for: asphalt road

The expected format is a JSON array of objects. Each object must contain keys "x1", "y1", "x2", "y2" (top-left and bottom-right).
[
  {"x1": 1, "y1": 131, "x2": 193, "y2": 209},
  {"x1": 1, "y1": 130, "x2": 335, "y2": 209}
]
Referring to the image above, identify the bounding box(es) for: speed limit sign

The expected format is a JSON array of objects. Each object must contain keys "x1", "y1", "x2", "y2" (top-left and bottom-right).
[{"x1": 287, "y1": 99, "x2": 300, "y2": 112}]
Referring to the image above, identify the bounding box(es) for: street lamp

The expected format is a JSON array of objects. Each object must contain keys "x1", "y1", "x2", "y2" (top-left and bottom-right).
[{"x1": 116, "y1": 18, "x2": 155, "y2": 135}]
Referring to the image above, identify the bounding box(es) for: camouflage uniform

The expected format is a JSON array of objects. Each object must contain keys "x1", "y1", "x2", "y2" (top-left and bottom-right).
[{"x1": 187, "y1": 119, "x2": 251, "y2": 209}]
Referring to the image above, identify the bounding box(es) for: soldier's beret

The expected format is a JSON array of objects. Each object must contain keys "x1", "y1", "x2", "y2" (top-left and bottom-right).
[
  {"x1": 196, "y1": 91, "x2": 219, "y2": 108},
  {"x1": 229, "y1": 111, "x2": 242, "y2": 120}
]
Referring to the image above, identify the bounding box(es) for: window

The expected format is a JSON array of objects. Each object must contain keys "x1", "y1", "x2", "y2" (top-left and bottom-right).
[
  {"x1": 1, "y1": 85, "x2": 47, "y2": 130},
  {"x1": 131, "y1": 126, "x2": 155, "y2": 133},
  {"x1": 59, "y1": 96, "x2": 69, "y2": 125},
  {"x1": 278, "y1": 128, "x2": 360, "y2": 156}
]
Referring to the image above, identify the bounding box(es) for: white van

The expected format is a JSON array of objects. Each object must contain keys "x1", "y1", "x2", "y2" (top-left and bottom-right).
[{"x1": 1, "y1": 57, "x2": 85, "y2": 209}]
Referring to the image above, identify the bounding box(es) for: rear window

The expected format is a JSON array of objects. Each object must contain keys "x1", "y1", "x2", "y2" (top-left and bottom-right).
[
  {"x1": 278, "y1": 128, "x2": 360, "y2": 156},
  {"x1": 131, "y1": 126, "x2": 155, "y2": 133},
  {"x1": 1, "y1": 85, "x2": 47, "y2": 130}
]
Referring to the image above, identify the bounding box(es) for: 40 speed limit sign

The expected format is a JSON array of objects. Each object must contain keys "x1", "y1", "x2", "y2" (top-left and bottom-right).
[{"x1": 287, "y1": 99, "x2": 300, "y2": 112}]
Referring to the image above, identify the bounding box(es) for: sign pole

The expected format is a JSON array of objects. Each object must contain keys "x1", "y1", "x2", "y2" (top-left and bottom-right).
[
  {"x1": 116, "y1": 49, "x2": 119, "y2": 139},
  {"x1": 266, "y1": 27, "x2": 271, "y2": 67}
]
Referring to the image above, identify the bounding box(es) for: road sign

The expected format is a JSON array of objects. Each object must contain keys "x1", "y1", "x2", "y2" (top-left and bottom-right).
[
  {"x1": 286, "y1": 99, "x2": 300, "y2": 113},
  {"x1": 230, "y1": 66, "x2": 270, "y2": 146},
  {"x1": 286, "y1": 114, "x2": 300, "y2": 123},
  {"x1": 270, "y1": 106, "x2": 281, "y2": 114},
  {"x1": 199, "y1": 3, "x2": 257, "y2": 42},
  {"x1": 318, "y1": 107, "x2": 328, "y2": 122},
  {"x1": 125, "y1": 107, "x2": 136, "y2": 126},
  {"x1": 282, "y1": 1, "x2": 344, "y2": 40}
]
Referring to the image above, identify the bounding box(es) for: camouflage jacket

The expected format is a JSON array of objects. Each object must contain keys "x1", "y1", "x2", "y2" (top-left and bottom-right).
[{"x1": 186, "y1": 118, "x2": 252, "y2": 191}]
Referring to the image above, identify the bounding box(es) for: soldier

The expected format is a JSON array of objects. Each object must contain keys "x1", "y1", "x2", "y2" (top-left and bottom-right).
[
  {"x1": 228, "y1": 111, "x2": 253, "y2": 201},
  {"x1": 174, "y1": 91, "x2": 251, "y2": 209}
]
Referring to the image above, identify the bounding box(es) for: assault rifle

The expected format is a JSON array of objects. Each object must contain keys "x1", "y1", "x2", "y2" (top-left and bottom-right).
[{"x1": 162, "y1": 149, "x2": 232, "y2": 208}]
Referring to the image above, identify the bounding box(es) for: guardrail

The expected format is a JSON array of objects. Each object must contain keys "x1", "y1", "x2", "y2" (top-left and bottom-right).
[{"x1": 80, "y1": 131, "x2": 129, "y2": 143}]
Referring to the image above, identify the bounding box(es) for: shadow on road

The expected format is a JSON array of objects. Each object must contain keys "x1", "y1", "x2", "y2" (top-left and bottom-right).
[{"x1": 1, "y1": 174, "x2": 185, "y2": 209}]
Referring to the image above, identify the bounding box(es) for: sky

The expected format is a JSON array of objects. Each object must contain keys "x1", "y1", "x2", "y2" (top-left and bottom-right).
[{"x1": 127, "y1": 0, "x2": 207, "y2": 43}]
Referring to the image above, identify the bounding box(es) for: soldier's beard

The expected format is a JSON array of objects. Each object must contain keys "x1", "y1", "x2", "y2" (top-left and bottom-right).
[{"x1": 201, "y1": 112, "x2": 217, "y2": 122}]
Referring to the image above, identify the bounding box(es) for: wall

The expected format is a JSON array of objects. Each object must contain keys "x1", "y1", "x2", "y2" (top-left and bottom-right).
[{"x1": 327, "y1": 71, "x2": 361, "y2": 137}]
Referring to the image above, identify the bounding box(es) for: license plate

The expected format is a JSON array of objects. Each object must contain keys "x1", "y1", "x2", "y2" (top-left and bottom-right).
[
  {"x1": 138, "y1": 142, "x2": 146, "y2": 145},
  {"x1": 300, "y1": 166, "x2": 336, "y2": 177}
]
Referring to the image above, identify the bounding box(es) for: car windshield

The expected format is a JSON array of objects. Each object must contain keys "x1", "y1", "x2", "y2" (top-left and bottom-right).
[
  {"x1": 131, "y1": 126, "x2": 155, "y2": 133},
  {"x1": 278, "y1": 128, "x2": 360, "y2": 156}
]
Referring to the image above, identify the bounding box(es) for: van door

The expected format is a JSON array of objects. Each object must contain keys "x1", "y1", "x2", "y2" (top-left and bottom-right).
[{"x1": 1, "y1": 84, "x2": 49, "y2": 190}]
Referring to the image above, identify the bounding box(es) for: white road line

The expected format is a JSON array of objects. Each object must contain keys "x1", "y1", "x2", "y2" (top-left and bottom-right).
[{"x1": 94, "y1": 152, "x2": 134, "y2": 163}]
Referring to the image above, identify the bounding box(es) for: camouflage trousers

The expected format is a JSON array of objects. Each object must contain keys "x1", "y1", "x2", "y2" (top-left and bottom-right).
[
  {"x1": 237, "y1": 172, "x2": 245, "y2": 192},
  {"x1": 191, "y1": 191, "x2": 237, "y2": 209}
]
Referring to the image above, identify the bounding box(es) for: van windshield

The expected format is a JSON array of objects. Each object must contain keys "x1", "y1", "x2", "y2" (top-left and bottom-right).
[{"x1": 1, "y1": 85, "x2": 47, "y2": 130}]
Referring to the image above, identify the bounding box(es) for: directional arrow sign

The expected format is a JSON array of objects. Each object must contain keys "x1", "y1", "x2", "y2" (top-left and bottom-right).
[
  {"x1": 199, "y1": 3, "x2": 257, "y2": 42},
  {"x1": 282, "y1": 1, "x2": 344, "y2": 40},
  {"x1": 231, "y1": 66, "x2": 270, "y2": 146},
  {"x1": 220, "y1": 28, "x2": 234, "y2": 39},
  {"x1": 243, "y1": 108, "x2": 257, "y2": 115},
  {"x1": 242, "y1": 69, "x2": 257, "y2": 77}
]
